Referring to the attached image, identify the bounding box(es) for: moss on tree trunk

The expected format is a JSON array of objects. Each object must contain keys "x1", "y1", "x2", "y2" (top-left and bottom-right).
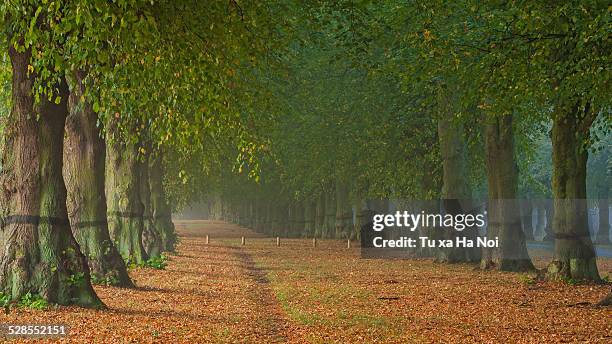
[
  {"x1": 139, "y1": 157, "x2": 162, "y2": 258},
  {"x1": 0, "y1": 47, "x2": 102, "y2": 307},
  {"x1": 546, "y1": 103, "x2": 600, "y2": 282},
  {"x1": 63, "y1": 70, "x2": 132, "y2": 287},
  {"x1": 105, "y1": 127, "x2": 148, "y2": 266},
  {"x1": 481, "y1": 115, "x2": 534, "y2": 272}
]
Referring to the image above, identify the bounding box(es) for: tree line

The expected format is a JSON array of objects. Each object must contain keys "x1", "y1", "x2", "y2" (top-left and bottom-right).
[
  {"x1": 0, "y1": 1, "x2": 610, "y2": 308},
  {"x1": 0, "y1": 1, "x2": 278, "y2": 307},
  {"x1": 197, "y1": 1, "x2": 611, "y2": 303}
]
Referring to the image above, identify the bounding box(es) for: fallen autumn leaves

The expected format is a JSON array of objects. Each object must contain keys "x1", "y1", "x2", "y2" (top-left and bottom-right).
[{"x1": 0, "y1": 220, "x2": 610, "y2": 343}]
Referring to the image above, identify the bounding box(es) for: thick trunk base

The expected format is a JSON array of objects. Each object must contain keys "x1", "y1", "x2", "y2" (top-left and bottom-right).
[
  {"x1": 64, "y1": 70, "x2": 133, "y2": 288},
  {"x1": 546, "y1": 258, "x2": 600, "y2": 282},
  {"x1": 480, "y1": 258, "x2": 535, "y2": 272},
  {"x1": 142, "y1": 220, "x2": 162, "y2": 258},
  {"x1": 0, "y1": 47, "x2": 102, "y2": 307},
  {"x1": 0, "y1": 223, "x2": 104, "y2": 307},
  {"x1": 155, "y1": 217, "x2": 177, "y2": 252},
  {"x1": 109, "y1": 216, "x2": 148, "y2": 265},
  {"x1": 71, "y1": 227, "x2": 133, "y2": 287}
]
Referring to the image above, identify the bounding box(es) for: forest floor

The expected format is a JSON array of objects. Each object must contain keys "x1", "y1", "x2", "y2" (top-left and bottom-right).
[{"x1": 1, "y1": 220, "x2": 610, "y2": 343}]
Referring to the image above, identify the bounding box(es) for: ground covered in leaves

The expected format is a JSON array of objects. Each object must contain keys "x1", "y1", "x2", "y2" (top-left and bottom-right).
[{"x1": 1, "y1": 220, "x2": 610, "y2": 343}]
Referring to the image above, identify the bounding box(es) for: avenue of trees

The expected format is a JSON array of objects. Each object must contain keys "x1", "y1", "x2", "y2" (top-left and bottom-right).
[
  {"x1": 202, "y1": 0, "x2": 611, "y2": 290},
  {"x1": 0, "y1": 1, "x2": 610, "y2": 308},
  {"x1": 0, "y1": 0, "x2": 279, "y2": 307}
]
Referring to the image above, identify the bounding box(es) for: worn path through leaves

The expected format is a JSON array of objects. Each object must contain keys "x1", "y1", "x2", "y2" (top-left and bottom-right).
[{"x1": 0, "y1": 220, "x2": 297, "y2": 343}]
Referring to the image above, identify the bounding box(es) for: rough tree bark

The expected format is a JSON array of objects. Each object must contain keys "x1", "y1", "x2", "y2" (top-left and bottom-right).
[
  {"x1": 105, "y1": 128, "x2": 148, "y2": 265},
  {"x1": 436, "y1": 118, "x2": 481, "y2": 263},
  {"x1": 481, "y1": 115, "x2": 534, "y2": 271},
  {"x1": 546, "y1": 102, "x2": 600, "y2": 281},
  {"x1": 139, "y1": 156, "x2": 162, "y2": 258},
  {"x1": 149, "y1": 153, "x2": 176, "y2": 251},
  {"x1": 0, "y1": 46, "x2": 101, "y2": 306},
  {"x1": 63, "y1": 70, "x2": 132, "y2": 287}
]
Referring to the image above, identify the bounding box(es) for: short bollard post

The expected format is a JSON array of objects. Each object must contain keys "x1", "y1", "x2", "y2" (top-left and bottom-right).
[
  {"x1": 347, "y1": 239, "x2": 351, "y2": 249},
  {"x1": 313, "y1": 237, "x2": 317, "y2": 247},
  {"x1": 276, "y1": 237, "x2": 280, "y2": 247},
  {"x1": 206, "y1": 235, "x2": 209, "y2": 244},
  {"x1": 241, "y1": 236, "x2": 245, "y2": 246}
]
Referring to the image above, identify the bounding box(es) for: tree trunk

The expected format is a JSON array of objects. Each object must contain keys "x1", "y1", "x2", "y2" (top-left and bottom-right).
[
  {"x1": 481, "y1": 115, "x2": 533, "y2": 271},
  {"x1": 264, "y1": 201, "x2": 272, "y2": 235},
  {"x1": 335, "y1": 182, "x2": 352, "y2": 239},
  {"x1": 0, "y1": 46, "x2": 101, "y2": 307},
  {"x1": 596, "y1": 196, "x2": 610, "y2": 245},
  {"x1": 140, "y1": 156, "x2": 162, "y2": 258},
  {"x1": 63, "y1": 70, "x2": 132, "y2": 287},
  {"x1": 314, "y1": 194, "x2": 325, "y2": 238},
  {"x1": 254, "y1": 199, "x2": 263, "y2": 232},
  {"x1": 543, "y1": 201, "x2": 554, "y2": 241},
  {"x1": 105, "y1": 129, "x2": 148, "y2": 265},
  {"x1": 281, "y1": 204, "x2": 289, "y2": 235},
  {"x1": 521, "y1": 200, "x2": 535, "y2": 241},
  {"x1": 248, "y1": 201, "x2": 255, "y2": 229},
  {"x1": 546, "y1": 104, "x2": 600, "y2": 281},
  {"x1": 436, "y1": 118, "x2": 480, "y2": 263},
  {"x1": 324, "y1": 191, "x2": 336, "y2": 238},
  {"x1": 271, "y1": 204, "x2": 283, "y2": 236},
  {"x1": 303, "y1": 201, "x2": 315, "y2": 237},
  {"x1": 535, "y1": 201, "x2": 547, "y2": 241},
  {"x1": 418, "y1": 162, "x2": 441, "y2": 258},
  {"x1": 353, "y1": 198, "x2": 367, "y2": 241},
  {"x1": 149, "y1": 153, "x2": 176, "y2": 251},
  {"x1": 291, "y1": 201, "x2": 305, "y2": 238}
]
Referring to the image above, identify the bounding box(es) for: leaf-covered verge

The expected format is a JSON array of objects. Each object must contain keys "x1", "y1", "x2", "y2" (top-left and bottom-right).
[{"x1": 1, "y1": 221, "x2": 609, "y2": 343}]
